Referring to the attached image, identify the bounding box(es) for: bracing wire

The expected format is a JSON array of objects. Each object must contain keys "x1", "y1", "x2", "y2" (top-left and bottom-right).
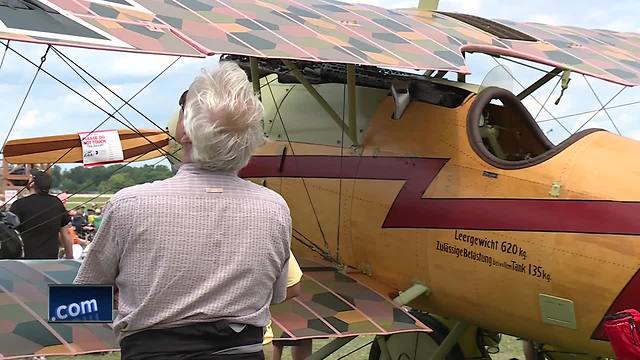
[
  {"x1": 55, "y1": 50, "x2": 292, "y2": 143},
  {"x1": 0, "y1": 40, "x2": 9, "y2": 72},
  {"x1": 0, "y1": 41, "x2": 181, "y2": 164},
  {"x1": 1, "y1": 54, "x2": 181, "y2": 210},
  {"x1": 574, "y1": 86, "x2": 627, "y2": 134},
  {"x1": 1, "y1": 45, "x2": 50, "y2": 154},
  {"x1": 494, "y1": 56, "x2": 638, "y2": 137},
  {"x1": 51, "y1": 47, "x2": 137, "y2": 130},
  {"x1": 532, "y1": 77, "x2": 560, "y2": 121},
  {"x1": 265, "y1": 81, "x2": 331, "y2": 257},
  {"x1": 491, "y1": 57, "x2": 570, "y2": 135},
  {"x1": 53, "y1": 47, "x2": 177, "y2": 142},
  {"x1": 537, "y1": 99, "x2": 640, "y2": 123},
  {"x1": 583, "y1": 74, "x2": 622, "y2": 135},
  {"x1": 292, "y1": 232, "x2": 339, "y2": 265}
]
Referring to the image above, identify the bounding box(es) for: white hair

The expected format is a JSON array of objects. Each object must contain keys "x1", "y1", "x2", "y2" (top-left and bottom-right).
[{"x1": 182, "y1": 61, "x2": 265, "y2": 173}]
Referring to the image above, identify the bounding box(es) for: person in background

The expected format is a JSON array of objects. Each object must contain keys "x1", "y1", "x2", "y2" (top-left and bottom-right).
[
  {"x1": 80, "y1": 206, "x2": 88, "y2": 223},
  {"x1": 71, "y1": 208, "x2": 86, "y2": 234},
  {"x1": 93, "y1": 207, "x2": 103, "y2": 231},
  {"x1": 56, "y1": 189, "x2": 69, "y2": 207},
  {"x1": 263, "y1": 251, "x2": 313, "y2": 360},
  {"x1": 74, "y1": 61, "x2": 291, "y2": 360},
  {"x1": 58, "y1": 223, "x2": 88, "y2": 258},
  {"x1": 87, "y1": 209, "x2": 96, "y2": 225},
  {"x1": 68, "y1": 223, "x2": 88, "y2": 247},
  {"x1": 9, "y1": 170, "x2": 73, "y2": 259}
]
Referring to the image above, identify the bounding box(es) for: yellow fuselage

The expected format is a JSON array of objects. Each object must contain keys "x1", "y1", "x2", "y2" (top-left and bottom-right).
[{"x1": 242, "y1": 81, "x2": 640, "y2": 357}]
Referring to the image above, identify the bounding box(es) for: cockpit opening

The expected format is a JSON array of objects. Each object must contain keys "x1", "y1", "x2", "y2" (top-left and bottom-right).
[{"x1": 467, "y1": 87, "x2": 602, "y2": 169}]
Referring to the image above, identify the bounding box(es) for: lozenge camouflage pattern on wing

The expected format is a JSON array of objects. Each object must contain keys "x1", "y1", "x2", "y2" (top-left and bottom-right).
[
  {"x1": 3, "y1": 0, "x2": 640, "y2": 85},
  {"x1": 0, "y1": 260, "x2": 118, "y2": 359}
]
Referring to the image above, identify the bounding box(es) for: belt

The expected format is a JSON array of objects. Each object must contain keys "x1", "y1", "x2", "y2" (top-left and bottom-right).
[{"x1": 119, "y1": 320, "x2": 263, "y2": 359}]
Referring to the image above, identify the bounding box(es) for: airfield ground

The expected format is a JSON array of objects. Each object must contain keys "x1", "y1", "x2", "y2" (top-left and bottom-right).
[
  {"x1": 64, "y1": 193, "x2": 112, "y2": 210},
  {"x1": 51, "y1": 335, "x2": 524, "y2": 359}
]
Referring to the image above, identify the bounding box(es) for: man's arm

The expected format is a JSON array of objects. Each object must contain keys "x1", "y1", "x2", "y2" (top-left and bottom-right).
[
  {"x1": 59, "y1": 225, "x2": 74, "y2": 259},
  {"x1": 74, "y1": 200, "x2": 125, "y2": 284},
  {"x1": 271, "y1": 209, "x2": 293, "y2": 304},
  {"x1": 271, "y1": 257, "x2": 289, "y2": 304},
  {"x1": 284, "y1": 251, "x2": 303, "y2": 300},
  {"x1": 285, "y1": 282, "x2": 301, "y2": 300}
]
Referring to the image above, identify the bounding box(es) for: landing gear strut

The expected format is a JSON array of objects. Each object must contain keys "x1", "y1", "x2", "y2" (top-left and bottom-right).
[{"x1": 368, "y1": 311, "x2": 466, "y2": 360}]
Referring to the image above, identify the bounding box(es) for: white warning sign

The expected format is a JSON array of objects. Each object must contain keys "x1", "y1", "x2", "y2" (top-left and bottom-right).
[
  {"x1": 4, "y1": 189, "x2": 18, "y2": 205},
  {"x1": 78, "y1": 130, "x2": 124, "y2": 167}
]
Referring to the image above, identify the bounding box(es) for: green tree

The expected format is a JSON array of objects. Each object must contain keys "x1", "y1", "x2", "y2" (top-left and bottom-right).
[
  {"x1": 51, "y1": 165, "x2": 63, "y2": 190},
  {"x1": 55, "y1": 163, "x2": 173, "y2": 194}
]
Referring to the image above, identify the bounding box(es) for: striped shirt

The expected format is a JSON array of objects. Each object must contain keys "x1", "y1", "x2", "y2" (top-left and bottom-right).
[{"x1": 74, "y1": 163, "x2": 291, "y2": 341}]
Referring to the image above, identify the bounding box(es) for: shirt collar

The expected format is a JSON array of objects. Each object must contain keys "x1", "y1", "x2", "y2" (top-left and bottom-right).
[{"x1": 175, "y1": 163, "x2": 238, "y2": 177}]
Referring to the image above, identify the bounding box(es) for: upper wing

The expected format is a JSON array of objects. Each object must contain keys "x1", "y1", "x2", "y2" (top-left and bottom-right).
[
  {"x1": 0, "y1": 0, "x2": 204, "y2": 58},
  {"x1": 2, "y1": 0, "x2": 640, "y2": 86}
]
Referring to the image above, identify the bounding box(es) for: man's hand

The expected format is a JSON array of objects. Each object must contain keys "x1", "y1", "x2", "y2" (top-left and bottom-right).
[{"x1": 285, "y1": 282, "x2": 301, "y2": 300}]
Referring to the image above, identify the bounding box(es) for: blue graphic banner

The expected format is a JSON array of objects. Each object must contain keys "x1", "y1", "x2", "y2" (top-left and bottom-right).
[{"x1": 48, "y1": 285, "x2": 113, "y2": 323}]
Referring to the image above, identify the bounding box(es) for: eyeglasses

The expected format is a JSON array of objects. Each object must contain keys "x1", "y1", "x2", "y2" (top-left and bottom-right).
[{"x1": 179, "y1": 90, "x2": 188, "y2": 109}]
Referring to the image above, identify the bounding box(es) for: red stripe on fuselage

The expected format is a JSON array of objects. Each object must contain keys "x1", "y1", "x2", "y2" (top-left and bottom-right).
[{"x1": 239, "y1": 155, "x2": 640, "y2": 235}]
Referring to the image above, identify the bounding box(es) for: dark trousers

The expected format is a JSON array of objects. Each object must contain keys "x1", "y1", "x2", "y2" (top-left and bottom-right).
[{"x1": 119, "y1": 321, "x2": 265, "y2": 360}]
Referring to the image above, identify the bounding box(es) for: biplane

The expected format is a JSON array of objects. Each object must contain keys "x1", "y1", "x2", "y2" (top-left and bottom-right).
[{"x1": 1, "y1": 0, "x2": 640, "y2": 359}]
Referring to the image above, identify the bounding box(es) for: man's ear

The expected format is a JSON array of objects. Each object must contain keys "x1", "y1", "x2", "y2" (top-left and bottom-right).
[{"x1": 179, "y1": 132, "x2": 192, "y2": 145}]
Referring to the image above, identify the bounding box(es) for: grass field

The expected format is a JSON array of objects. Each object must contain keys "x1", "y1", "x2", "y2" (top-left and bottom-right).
[
  {"x1": 64, "y1": 194, "x2": 112, "y2": 210},
  {"x1": 47, "y1": 335, "x2": 525, "y2": 360}
]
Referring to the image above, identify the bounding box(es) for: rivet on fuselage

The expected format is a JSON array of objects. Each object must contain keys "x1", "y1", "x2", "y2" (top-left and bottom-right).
[{"x1": 549, "y1": 181, "x2": 562, "y2": 197}]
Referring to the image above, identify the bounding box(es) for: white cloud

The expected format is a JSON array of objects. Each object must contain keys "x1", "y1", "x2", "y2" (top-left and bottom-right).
[
  {"x1": 16, "y1": 110, "x2": 41, "y2": 130},
  {"x1": 18, "y1": 109, "x2": 58, "y2": 130},
  {"x1": 62, "y1": 83, "x2": 125, "y2": 109},
  {"x1": 528, "y1": 14, "x2": 561, "y2": 25},
  {"x1": 439, "y1": 0, "x2": 482, "y2": 14},
  {"x1": 108, "y1": 53, "x2": 180, "y2": 78},
  {"x1": 0, "y1": 110, "x2": 58, "y2": 146}
]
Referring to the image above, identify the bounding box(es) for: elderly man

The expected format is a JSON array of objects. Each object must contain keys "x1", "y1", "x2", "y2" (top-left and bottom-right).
[{"x1": 74, "y1": 61, "x2": 292, "y2": 360}]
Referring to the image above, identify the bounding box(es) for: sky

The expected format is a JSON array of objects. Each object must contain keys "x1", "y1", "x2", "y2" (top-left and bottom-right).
[{"x1": 1, "y1": 0, "x2": 640, "y2": 170}]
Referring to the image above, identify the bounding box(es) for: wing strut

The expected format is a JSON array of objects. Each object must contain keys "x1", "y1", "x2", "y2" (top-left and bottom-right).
[
  {"x1": 492, "y1": 57, "x2": 570, "y2": 135},
  {"x1": 433, "y1": 70, "x2": 448, "y2": 78},
  {"x1": 281, "y1": 60, "x2": 357, "y2": 145},
  {"x1": 347, "y1": 64, "x2": 358, "y2": 146},
  {"x1": 249, "y1": 57, "x2": 261, "y2": 100},
  {"x1": 517, "y1": 68, "x2": 563, "y2": 100}
]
